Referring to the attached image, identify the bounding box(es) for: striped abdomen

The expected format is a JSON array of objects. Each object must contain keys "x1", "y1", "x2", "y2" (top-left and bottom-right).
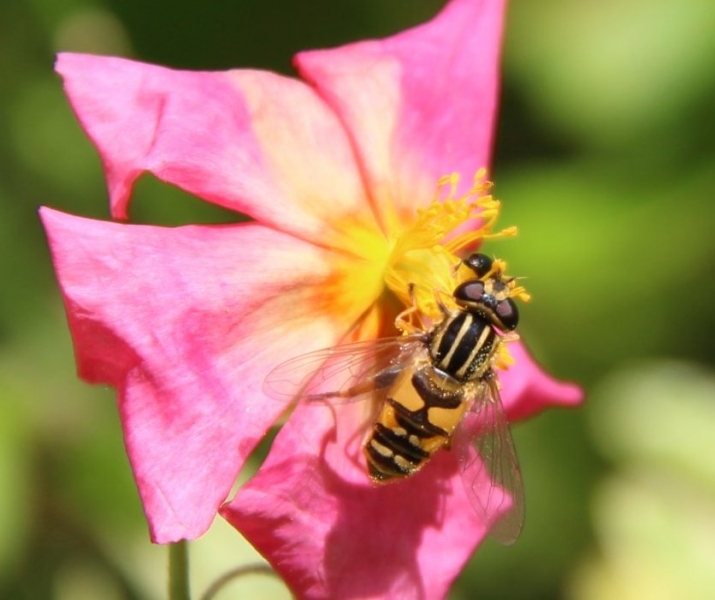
[
  {"x1": 364, "y1": 365, "x2": 470, "y2": 482},
  {"x1": 364, "y1": 310, "x2": 499, "y2": 482}
]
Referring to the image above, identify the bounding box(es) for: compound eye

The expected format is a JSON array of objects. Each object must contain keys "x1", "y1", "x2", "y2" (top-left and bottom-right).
[
  {"x1": 455, "y1": 281, "x2": 499, "y2": 311},
  {"x1": 496, "y1": 298, "x2": 519, "y2": 330},
  {"x1": 454, "y1": 280, "x2": 486, "y2": 304},
  {"x1": 463, "y1": 253, "x2": 493, "y2": 278}
]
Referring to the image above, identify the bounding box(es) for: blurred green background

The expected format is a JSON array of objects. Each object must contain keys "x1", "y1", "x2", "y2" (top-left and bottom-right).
[{"x1": 2, "y1": 0, "x2": 715, "y2": 598}]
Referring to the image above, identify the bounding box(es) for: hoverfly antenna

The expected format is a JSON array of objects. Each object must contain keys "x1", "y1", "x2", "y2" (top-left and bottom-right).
[{"x1": 504, "y1": 274, "x2": 528, "y2": 288}]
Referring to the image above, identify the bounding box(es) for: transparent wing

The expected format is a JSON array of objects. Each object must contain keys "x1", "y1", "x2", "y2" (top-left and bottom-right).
[
  {"x1": 263, "y1": 333, "x2": 427, "y2": 404},
  {"x1": 455, "y1": 376, "x2": 525, "y2": 545}
]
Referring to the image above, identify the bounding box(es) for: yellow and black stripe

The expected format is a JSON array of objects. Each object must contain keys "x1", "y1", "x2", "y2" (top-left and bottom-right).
[
  {"x1": 363, "y1": 252, "x2": 516, "y2": 484},
  {"x1": 429, "y1": 310, "x2": 496, "y2": 382},
  {"x1": 365, "y1": 361, "x2": 474, "y2": 482}
]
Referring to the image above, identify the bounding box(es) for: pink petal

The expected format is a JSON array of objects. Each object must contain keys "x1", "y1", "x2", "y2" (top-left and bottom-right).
[
  {"x1": 222, "y1": 338, "x2": 582, "y2": 597},
  {"x1": 40, "y1": 207, "x2": 355, "y2": 542},
  {"x1": 501, "y1": 341, "x2": 584, "y2": 422},
  {"x1": 222, "y1": 400, "x2": 489, "y2": 600},
  {"x1": 295, "y1": 0, "x2": 506, "y2": 225},
  {"x1": 55, "y1": 54, "x2": 374, "y2": 248}
]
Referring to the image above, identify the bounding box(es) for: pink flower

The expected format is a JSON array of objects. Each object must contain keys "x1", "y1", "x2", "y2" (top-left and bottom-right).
[{"x1": 41, "y1": 0, "x2": 582, "y2": 597}]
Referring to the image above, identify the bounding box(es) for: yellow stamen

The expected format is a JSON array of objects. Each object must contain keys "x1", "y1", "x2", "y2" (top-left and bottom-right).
[
  {"x1": 381, "y1": 170, "x2": 529, "y2": 370},
  {"x1": 385, "y1": 171, "x2": 522, "y2": 314},
  {"x1": 494, "y1": 341, "x2": 517, "y2": 372},
  {"x1": 326, "y1": 170, "x2": 528, "y2": 372}
]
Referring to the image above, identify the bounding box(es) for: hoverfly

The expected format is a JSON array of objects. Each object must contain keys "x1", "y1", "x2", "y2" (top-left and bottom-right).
[{"x1": 264, "y1": 253, "x2": 525, "y2": 544}]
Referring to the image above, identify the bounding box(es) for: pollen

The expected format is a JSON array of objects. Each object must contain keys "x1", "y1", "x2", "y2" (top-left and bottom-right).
[
  {"x1": 384, "y1": 170, "x2": 521, "y2": 324},
  {"x1": 323, "y1": 170, "x2": 527, "y2": 372},
  {"x1": 494, "y1": 334, "x2": 519, "y2": 372}
]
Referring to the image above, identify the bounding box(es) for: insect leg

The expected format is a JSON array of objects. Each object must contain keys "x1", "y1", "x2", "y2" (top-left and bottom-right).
[
  {"x1": 433, "y1": 288, "x2": 452, "y2": 317},
  {"x1": 394, "y1": 283, "x2": 422, "y2": 334},
  {"x1": 308, "y1": 364, "x2": 403, "y2": 401}
]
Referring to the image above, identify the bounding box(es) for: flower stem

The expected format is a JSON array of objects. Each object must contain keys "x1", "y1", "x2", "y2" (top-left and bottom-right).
[
  {"x1": 168, "y1": 541, "x2": 191, "y2": 600},
  {"x1": 200, "y1": 564, "x2": 283, "y2": 600}
]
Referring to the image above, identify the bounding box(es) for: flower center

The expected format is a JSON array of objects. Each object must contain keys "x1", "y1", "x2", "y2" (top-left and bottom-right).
[
  {"x1": 383, "y1": 170, "x2": 525, "y2": 325},
  {"x1": 325, "y1": 170, "x2": 529, "y2": 367}
]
